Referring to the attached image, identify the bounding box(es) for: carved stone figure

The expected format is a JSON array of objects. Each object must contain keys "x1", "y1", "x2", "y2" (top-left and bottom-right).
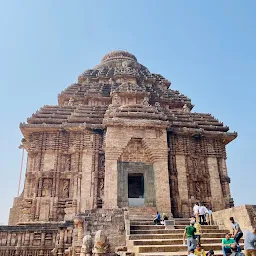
[
  {"x1": 42, "y1": 178, "x2": 52, "y2": 197},
  {"x1": 65, "y1": 247, "x2": 73, "y2": 256},
  {"x1": 93, "y1": 230, "x2": 108, "y2": 255},
  {"x1": 141, "y1": 97, "x2": 149, "y2": 106},
  {"x1": 112, "y1": 94, "x2": 121, "y2": 105},
  {"x1": 68, "y1": 97, "x2": 75, "y2": 106},
  {"x1": 183, "y1": 104, "x2": 190, "y2": 113},
  {"x1": 63, "y1": 180, "x2": 70, "y2": 198},
  {"x1": 99, "y1": 179, "x2": 104, "y2": 197},
  {"x1": 80, "y1": 235, "x2": 92, "y2": 256}
]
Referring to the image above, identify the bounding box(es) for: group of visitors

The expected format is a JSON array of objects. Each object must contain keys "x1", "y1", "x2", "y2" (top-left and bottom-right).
[
  {"x1": 193, "y1": 202, "x2": 213, "y2": 225},
  {"x1": 183, "y1": 204, "x2": 256, "y2": 256},
  {"x1": 221, "y1": 219, "x2": 256, "y2": 256}
]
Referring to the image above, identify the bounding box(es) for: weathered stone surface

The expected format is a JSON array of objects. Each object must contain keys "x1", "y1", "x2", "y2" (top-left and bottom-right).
[{"x1": 212, "y1": 205, "x2": 256, "y2": 232}]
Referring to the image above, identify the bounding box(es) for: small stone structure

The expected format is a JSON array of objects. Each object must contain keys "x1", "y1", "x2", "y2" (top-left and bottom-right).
[
  {"x1": 212, "y1": 205, "x2": 256, "y2": 232},
  {"x1": 80, "y1": 235, "x2": 92, "y2": 256},
  {"x1": 1, "y1": 50, "x2": 239, "y2": 255},
  {"x1": 93, "y1": 230, "x2": 108, "y2": 255}
]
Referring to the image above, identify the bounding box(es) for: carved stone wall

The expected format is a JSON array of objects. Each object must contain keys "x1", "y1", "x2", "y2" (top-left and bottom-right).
[
  {"x1": 168, "y1": 133, "x2": 232, "y2": 217},
  {"x1": 9, "y1": 129, "x2": 106, "y2": 225},
  {"x1": 104, "y1": 126, "x2": 171, "y2": 215},
  {"x1": 0, "y1": 222, "x2": 73, "y2": 256}
]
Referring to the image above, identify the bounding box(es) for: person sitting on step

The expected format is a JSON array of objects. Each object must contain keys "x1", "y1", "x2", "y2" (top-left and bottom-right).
[
  {"x1": 153, "y1": 211, "x2": 161, "y2": 225},
  {"x1": 160, "y1": 213, "x2": 168, "y2": 225},
  {"x1": 194, "y1": 244, "x2": 206, "y2": 256},
  {"x1": 222, "y1": 233, "x2": 236, "y2": 256}
]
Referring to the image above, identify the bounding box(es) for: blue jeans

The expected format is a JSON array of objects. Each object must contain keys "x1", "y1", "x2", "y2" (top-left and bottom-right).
[
  {"x1": 222, "y1": 246, "x2": 231, "y2": 256},
  {"x1": 234, "y1": 232, "x2": 243, "y2": 244}
]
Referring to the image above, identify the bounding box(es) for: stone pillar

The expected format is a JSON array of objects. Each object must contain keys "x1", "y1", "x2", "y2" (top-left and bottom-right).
[
  {"x1": 220, "y1": 158, "x2": 232, "y2": 207},
  {"x1": 103, "y1": 127, "x2": 129, "y2": 209},
  {"x1": 103, "y1": 157, "x2": 118, "y2": 209},
  {"x1": 207, "y1": 157, "x2": 224, "y2": 211},
  {"x1": 176, "y1": 155, "x2": 189, "y2": 217},
  {"x1": 81, "y1": 150, "x2": 94, "y2": 211},
  {"x1": 153, "y1": 158, "x2": 172, "y2": 215}
]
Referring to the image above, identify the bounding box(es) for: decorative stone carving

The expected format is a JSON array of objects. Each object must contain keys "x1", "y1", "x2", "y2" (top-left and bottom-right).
[
  {"x1": 183, "y1": 104, "x2": 190, "y2": 113},
  {"x1": 112, "y1": 94, "x2": 121, "y2": 105},
  {"x1": 119, "y1": 138, "x2": 151, "y2": 163},
  {"x1": 42, "y1": 178, "x2": 53, "y2": 197},
  {"x1": 62, "y1": 179, "x2": 70, "y2": 198},
  {"x1": 68, "y1": 97, "x2": 75, "y2": 106},
  {"x1": 64, "y1": 156, "x2": 71, "y2": 172},
  {"x1": 141, "y1": 97, "x2": 149, "y2": 106},
  {"x1": 93, "y1": 230, "x2": 108, "y2": 256},
  {"x1": 65, "y1": 247, "x2": 73, "y2": 256},
  {"x1": 80, "y1": 235, "x2": 92, "y2": 256},
  {"x1": 186, "y1": 156, "x2": 211, "y2": 201}
]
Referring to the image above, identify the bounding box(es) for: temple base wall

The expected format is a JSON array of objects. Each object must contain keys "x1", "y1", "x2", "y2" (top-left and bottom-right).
[
  {"x1": 0, "y1": 223, "x2": 62, "y2": 256},
  {"x1": 84, "y1": 209, "x2": 126, "y2": 253}
]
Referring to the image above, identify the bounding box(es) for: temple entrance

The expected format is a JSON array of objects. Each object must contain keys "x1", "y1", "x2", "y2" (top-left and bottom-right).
[
  {"x1": 128, "y1": 173, "x2": 144, "y2": 207},
  {"x1": 117, "y1": 162, "x2": 156, "y2": 208}
]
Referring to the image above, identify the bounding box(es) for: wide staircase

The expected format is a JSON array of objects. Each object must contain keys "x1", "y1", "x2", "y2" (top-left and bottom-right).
[{"x1": 127, "y1": 210, "x2": 244, "y2": 256}]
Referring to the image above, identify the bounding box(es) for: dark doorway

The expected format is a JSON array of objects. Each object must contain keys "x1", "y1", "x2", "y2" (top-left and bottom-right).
[{"x1": 128, "y1": 173, "x2": 144, "y2": 198}]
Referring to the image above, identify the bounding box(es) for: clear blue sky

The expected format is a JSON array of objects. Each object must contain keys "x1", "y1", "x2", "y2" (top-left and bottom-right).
[{"x1": 0, "y1": 1, "x2": 255, "y2": 224}]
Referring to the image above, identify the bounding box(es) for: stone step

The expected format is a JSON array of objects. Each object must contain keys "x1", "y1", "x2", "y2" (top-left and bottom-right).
[
  {"x1": 131, "y1": 225, "x2": 165, "y2": 230},
  {"x1": 173, "y1": 220, "x2": 194, "y2": 225},
  {"x1": 174, "y1": 225, "x2": 219, "y2": 230},
  {"x1": 132, "y1": 238, "x2": 244, "y2": 246},
  {"x1": 130, "y1": 229, "x2": 228, "y2": 235},
  {"x1": 138, "y1": 251, "x2": 224, "y2": 256},
  {"x1": 129, "y1": 216, "x2": 155, "y2": 221},
  {"x1": 128, "y1": 233, "x2": 227, "y2": 240},
  {"x1": 135, "y1": 244, "x2": 244, "y2": 253},
  {"x1": 173, "y1": 218, "x2": 191, "y2": 221},
  {"x1": 130, "y1": 224, "x2": 219, "y2": 230},
  {"x1": 130, "y1": 221, "x2": 155, "y2": 225}
]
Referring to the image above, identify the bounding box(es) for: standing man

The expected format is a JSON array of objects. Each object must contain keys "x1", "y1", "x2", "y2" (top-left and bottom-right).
[
  {"x1": 230, "y1": 217, "x2": 243, "y2": 245},
  {"x1": 244, "y1": 226, "x2": 256, "y2": 256},
  {"x1": 199, "y1": 203, "x2": 208, "y2": 225},
  {"x1": 206, "y1": 206, "x2": 213, "y2": 225},
  {"x1": 183, "y1": 220, "x2": 197, "y2": 255},
  {"x1": 193, "y1": 203, "x2": 199, "y2": 223}
]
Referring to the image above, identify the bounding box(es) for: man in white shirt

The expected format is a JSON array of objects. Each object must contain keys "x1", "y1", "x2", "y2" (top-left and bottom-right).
[
  {"x1": 193, "y1": 203, "x2": 199, "y2": 223},
  {"x1": 198, "y1": 203, "x2": 208, "y2": 225}
]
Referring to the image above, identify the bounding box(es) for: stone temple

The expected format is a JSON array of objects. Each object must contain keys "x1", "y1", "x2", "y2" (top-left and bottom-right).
[{"x1": 1, "y1": 50, "x2": 238, "y2": 255}]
